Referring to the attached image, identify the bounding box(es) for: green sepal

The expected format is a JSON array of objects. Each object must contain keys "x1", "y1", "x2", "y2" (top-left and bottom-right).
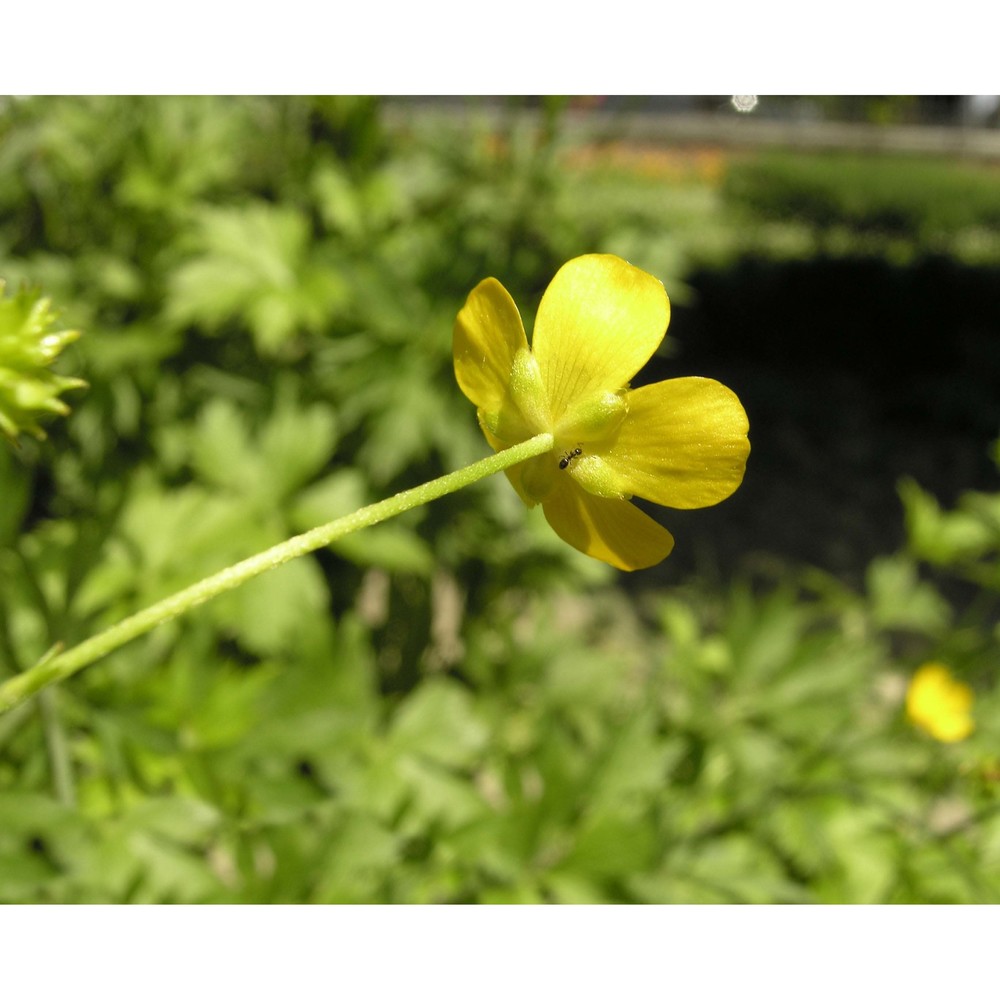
[
  {"x1": 554, "y1": 390, "x2": 628, "y2": 442},
  {"x1": 479, "y1": 347, "x2": 552, "y2": 443},
  {"x1": 569, "y1": 454, "x2": 632, "y2": 501}
]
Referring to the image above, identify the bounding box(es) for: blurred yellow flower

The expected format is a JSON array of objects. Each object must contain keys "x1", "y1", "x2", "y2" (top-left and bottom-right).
[
  {"x1": 453, "y1": 254, "x2": 750, "y2": 570},
  {"x1": 906, "y1": 662, "x2": 975, "y2": 743}
]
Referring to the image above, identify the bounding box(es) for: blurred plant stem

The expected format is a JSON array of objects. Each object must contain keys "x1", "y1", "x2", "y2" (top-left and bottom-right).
[
  {"x1": 0, "y1": 433, "x2": 554, "y2": 715},
  {"x1": 39, "y1": 688, "x2": 75, "y2": 806}
]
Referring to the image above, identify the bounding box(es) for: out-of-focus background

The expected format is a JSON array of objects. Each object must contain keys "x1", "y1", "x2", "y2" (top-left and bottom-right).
[{"x1": 1, "y1": 95, "x2": 998, "y2": 903}]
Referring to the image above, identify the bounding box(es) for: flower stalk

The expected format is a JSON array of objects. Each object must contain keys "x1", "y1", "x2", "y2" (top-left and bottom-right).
[{"x1": 0, "y1": 432, "x2": 554, "y2": 715}]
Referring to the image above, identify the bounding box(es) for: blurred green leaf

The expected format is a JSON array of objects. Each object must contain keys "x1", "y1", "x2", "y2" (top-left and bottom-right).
[
  {"x1": 331, "y1": 525, "x2": 434, "y2": 576},
  {"x1": 312, "y1": 814, "x2": 398, "y2": 903},
  {"x1": 121, "y1": 796, "x2": 222, "y2": 843},
  {"x1": 901, "y1": 478, "x2": 996, "y2": 566},
  {"x1": 0, "y1": 444, "x2": 30, "y2": 546},
  {"x1": 558, "y1": 810, "x2": 657, "y2": 881},
  {"x1": 866, "y1": 554, "x2": 952, "y2": 633},
  {"x1": 212, "y1": 556, "x2": 329, "y2": 657},
  {"x1": 190, "y1": 384, "x2": 337, "y2": 506},
  {"x1": 819, "y1": 805, "x2": 897, "y2": 904},
  {"x1": 166, "y1": 203, "x2": 350, "y2": 354},
  {"x1": 632, "y1": 835, "x2": 802, "y2": 904},
  {"x1": 389, "y1": 678, "x2": 489, "y2": 768}
]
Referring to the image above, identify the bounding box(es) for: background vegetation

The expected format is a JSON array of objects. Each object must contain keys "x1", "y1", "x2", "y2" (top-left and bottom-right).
[{"x1": 1, "y1": 95, "x2": 998, "y2": 902}]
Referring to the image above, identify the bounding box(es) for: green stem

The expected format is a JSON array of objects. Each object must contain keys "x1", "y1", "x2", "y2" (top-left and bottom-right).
[{"x1": 0, "y1": 433, "x2": 553, "y2": 715}]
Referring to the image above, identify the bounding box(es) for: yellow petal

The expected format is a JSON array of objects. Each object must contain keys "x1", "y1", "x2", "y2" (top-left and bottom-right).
[
  {"x1": 605, "y1": 378, "x2": 749, "y2": 509},
  {"x1": 454, "y1": 278, "x2": 528, "y2": 413},
  {"x1": 906, "y1": 663, "x2": 975, "y2": 742},
  {"x1": 932, "y1": 714, "x2": 975, "y2": 743},
  {"x1": 542, "y1": 481, "x2": 675, "y2": 571},
  {"x1": 532, "y1": 254, "x2": 670, "y2": 424}
]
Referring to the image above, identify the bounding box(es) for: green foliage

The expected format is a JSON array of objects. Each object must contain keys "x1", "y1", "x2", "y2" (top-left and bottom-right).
[
  {"x1": 166, "y1": 203, "x2": 352, "y2": 356},
  {"x1": 4, "y1": 563, "x2": 998, "y2": 903},
  {"x1": 1, "y1": 97, "x2": 999, "y2": 903},
  {"x1": 901, "y1": 468, "x2": 1000, "y2": 591},
  {"x1": 724, "y1": 150, "x2": 1000, "y2": 258}
]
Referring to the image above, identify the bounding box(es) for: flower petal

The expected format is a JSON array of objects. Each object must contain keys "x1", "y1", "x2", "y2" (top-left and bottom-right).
[
  {"x1": 532, "y1": 255, "x2": 669, "y2": 423},
  {"x1": 542, "y1": 481, "x2": 675, "y2": 571},
  {"x1": 605, "y1": 378, "x2": 749, "y2": 509},
  {"x1": 906, "y1": 663, "x2": 975, "y2": 742},
  {"x1": 453, "y1": 278, "x2": 528, "y2": 413}
]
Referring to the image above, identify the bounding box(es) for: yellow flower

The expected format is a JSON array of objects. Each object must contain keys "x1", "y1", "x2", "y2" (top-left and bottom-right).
[
  {"x1": 453, "y1": 254, "x2": 750, "y2": 570},
  {"x1": 906, "y1": 662, "x2": 975, "y2": 743}
]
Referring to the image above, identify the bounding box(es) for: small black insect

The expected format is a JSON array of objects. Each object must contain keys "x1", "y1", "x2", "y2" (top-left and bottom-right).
[{"x1": 558, "y1": 446, "x2": 583, "y2": 470}]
